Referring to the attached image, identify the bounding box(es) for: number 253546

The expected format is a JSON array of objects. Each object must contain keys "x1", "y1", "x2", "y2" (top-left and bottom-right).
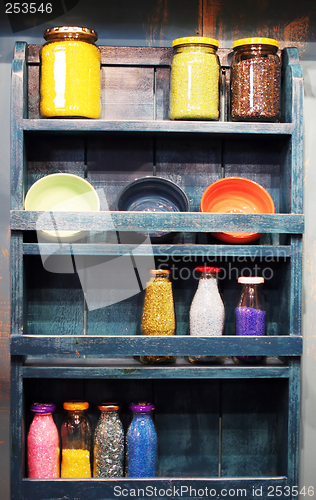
[{"x1": 5, "y1": 3, "x2": 52, "y2": 14}]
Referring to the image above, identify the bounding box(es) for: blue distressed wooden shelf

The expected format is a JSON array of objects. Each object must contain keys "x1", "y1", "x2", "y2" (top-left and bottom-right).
[
  {"x1": 22, "y1": 243, "x2": 293, "y2": 257},
  {"x1": 22, "y1": 357, "x2": 290, "y2": 379},
  {"x1": 21, "y1": 117, "x2": 295, "y2": 134},
  {"x1": 20, "y1": 477, "x2": 288, "y2": 500},
  {"x1": 10, "y1": 41, "x2": 304, "y2": 499},
  {"x1": 10, "y1": 335, "x2": 303, "y2": 357},
  {"x1": 11, "y1": 210, "x2": 304, "y2": 233}
]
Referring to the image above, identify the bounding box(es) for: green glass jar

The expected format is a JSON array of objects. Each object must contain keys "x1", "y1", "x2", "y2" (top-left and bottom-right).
[{"x1": 170, "y1": 36, "x2": 220, "y2": 120}]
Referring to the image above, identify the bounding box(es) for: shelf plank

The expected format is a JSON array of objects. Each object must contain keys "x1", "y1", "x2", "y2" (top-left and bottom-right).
[
  {"x1": 26, "y1": 45, "x2": 230, "y2": 67},
  {"x1": 27, "y1": 44, "x2": 174, "y2": 65},
  {"x1": 11, "y1": 335, "x2": 303, "y2": 357},
  {"x1": 22, "y1": 358, "x2": 290, "y2": 379},
  {"x1": 11, "y1": 211, "x2": 304, "y2": 233},
  {"x1": 23, "y1": 243, "x2": 292, "y2": 257},
  {"x1": 21, "y1": 477, "x2": 287, "y2": 500},
  {"x1": 22, "y1": 117, "x2": 294, "y2": 135}
]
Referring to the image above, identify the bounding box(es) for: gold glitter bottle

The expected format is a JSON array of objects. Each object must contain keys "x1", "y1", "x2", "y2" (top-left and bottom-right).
[
  {"x1": 40, "y1": 26, "x2": 101, "y2": 118},
  {"x1": 140, "y1": 269, "x2": 176, "y2": 364}
]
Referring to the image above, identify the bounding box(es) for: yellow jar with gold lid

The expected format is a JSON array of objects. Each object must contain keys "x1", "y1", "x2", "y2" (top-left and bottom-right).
[
  {"x1": 170, "y1": 36, "x2": 220, "y2": 120},
  {"x1": 40, "y1": 26, "x2": 101, "y2": 118}
]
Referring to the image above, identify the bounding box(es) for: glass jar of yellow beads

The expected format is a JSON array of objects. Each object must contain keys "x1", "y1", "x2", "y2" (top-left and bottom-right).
[
  {"x1": 40, "y1": 26, "x2": 101, "y2": 118},
  {"x1": 61, "y1": 400, "x2": 92, "y2": 478},
  {"x1": 140, "y1": 269, "x2": 176, "y2": 365},
  {"x1": 170, "y1": 36, "x2": 220, "y2": 120}
]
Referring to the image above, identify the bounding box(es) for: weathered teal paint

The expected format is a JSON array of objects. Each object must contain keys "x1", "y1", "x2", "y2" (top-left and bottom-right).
[
  {"x1": 10, "y1": 43, "x2": 303, "y2": 499},
  {"x1": 11, "y1": 211, "x2": 305, "y2": 233}
]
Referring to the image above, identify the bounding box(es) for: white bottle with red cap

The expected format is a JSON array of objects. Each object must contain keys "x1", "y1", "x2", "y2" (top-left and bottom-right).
[{"x1": 188, "y1": 266, "x2": 225, "y2": 364}]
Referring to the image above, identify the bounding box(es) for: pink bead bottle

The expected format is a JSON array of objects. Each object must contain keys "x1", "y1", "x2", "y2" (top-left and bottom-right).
[{"x1": 27, "y1": 403, "x2": 60, "y2": 478}]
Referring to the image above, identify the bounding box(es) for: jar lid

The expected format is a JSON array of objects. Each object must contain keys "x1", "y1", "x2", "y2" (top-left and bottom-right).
[
  {"x1": 129, "y1": 402, "x2": 155, "y2": 412},
  {"x1": 43, "y1": 26, "x2": 98, "y2": 42},
  {"x1": 30, "y1": 402, "x2": 56, "y2": 413},
  {"x1": 63, "y1": 401, "x2": 89, "y2": 411},
  {"x1": 98, "y1": 402, "x2": 121, "y2": 411},
  {"x1": 172, "y1": 36, "x2": 219, "y2": 48},
  {"x1": 195, "y1": 266, "x2": 221, "y2": 273},
  {"x1": 150, "y1": 269, "x2": 170, "y2": 275},
  {"x1": 232, "y1": 37, "x2": 279, "y2": 49},
  {"x1": 238, "y1": 277, "x2": 264, "y2": 284}
]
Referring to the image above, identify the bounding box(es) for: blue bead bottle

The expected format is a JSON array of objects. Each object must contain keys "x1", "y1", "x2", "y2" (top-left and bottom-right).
[
  {"x1": 233, "y1": 276, "x2": 266, "y2": 364},
  {"x1": 126, "y1": 403, "x2": 157, "y2": 477}
]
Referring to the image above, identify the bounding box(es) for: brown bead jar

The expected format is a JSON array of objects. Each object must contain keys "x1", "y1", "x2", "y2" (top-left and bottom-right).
[{"x1": 230, "y1": 37, "x2": 281, "y2": 122}]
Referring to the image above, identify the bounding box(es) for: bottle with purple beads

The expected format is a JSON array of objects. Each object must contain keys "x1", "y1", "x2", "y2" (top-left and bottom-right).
[
  {"x1": 188, "y1": 266, "x2": 225, "y2": 364},
  {"x1": 27, "y1": 403, "x2": 60, "y2": 478},
  {"x1": 233, "y1": 276, "x2": 266, "y2": 365},
  {"x1": 126, "y1": 402, "x2": 157, "y2": 477}
]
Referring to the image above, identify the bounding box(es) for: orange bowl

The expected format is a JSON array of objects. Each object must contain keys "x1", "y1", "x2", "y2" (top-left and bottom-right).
[{"x1": 200, "y1": 177, "x2": 275, "y2": 244}]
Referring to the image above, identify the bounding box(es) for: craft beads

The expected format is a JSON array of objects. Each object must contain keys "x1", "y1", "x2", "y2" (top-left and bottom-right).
[
  {"x1": 126, "y1": 403, "x2": 157, "y2": 478},
  {"x1": 170, "y1": 37, "x2": 220, "y2": 120},
  {"x1": 140, "y1": 270, "x2": 175, "y2": 364},
  {"x1": 231, "y1": 38, "x2": 281, "y2": 121},
  {"x1": 189, "y1": 266, "x2": 225, "y2": 364},
  {"x1": 93, "y1": 404, "x2": 124, "y2": 478},
  {"x1": 27, "y1": 403, "x2": 60, "y2": 478},
  {"x1": 60, "y1": 401, "x2": 92, "y2": 478},
  {"x1": 235, "y1": 306, "x2": 266, "y2": 336},
  {"x1": 61, "y1": 449, "x2": 91, "y2": 478},
  {"x1": 40, "y1": 27, "x2": 101, "y2": 118}
]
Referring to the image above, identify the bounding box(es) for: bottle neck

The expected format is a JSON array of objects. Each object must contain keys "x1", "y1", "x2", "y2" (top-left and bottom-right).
[
  {"x1": 198, "y1": 272, "x2": 218, "y2": 285},
  {"x1": 150, "y1": 275, "x2": 171, "y2": 286},
  {"x1": 132, "y1": 411, "x2": 153, "y2": 419},
  {"x1": 65, "y1": 410, "x2": 87, "y2": 421},
  {"x1": 243, "y1": 283, "x2": 261, "y2": 293},
  {"x1": 100, "y1": 410, "x2": 119, "y2": 419},
  {"x1": 33, "y1": 412, "x2": 53, "y2": 418},
  {"x1": 240, "y1": 284, "x2": 264, "y2": 309}
]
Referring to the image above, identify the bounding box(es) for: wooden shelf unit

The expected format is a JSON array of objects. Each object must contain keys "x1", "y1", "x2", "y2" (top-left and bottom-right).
[{"x1": 10, "y1": 42, "x2": 303, "y2": 499}]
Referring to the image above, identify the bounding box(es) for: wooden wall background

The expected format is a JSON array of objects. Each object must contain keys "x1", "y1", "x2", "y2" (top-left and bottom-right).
[{"x1": 1, "y1": 0, "x2": 316, "y2": 497}]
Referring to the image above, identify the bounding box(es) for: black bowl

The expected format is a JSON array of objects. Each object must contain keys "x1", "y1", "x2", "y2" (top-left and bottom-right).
[{"x1": 116, "y1": 176, "x2": 190, "y2": 241}]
